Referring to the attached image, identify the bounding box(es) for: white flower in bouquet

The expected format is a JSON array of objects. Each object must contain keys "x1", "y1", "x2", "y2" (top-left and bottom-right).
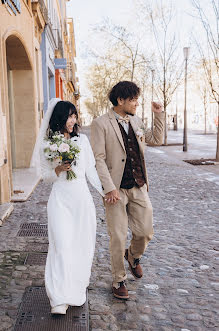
[
  {"x1": 50, "y1": 144, "x2": 58, "y2": 152},
  {"x1": 44, "y1": 141, "x2": 51, "y2": 148},
  {"x1": 45, "y1": 152, "x2": 54, "y2": 159},
  {"x1": 52, "y1": 133, "x2": 64, "y2": 139},
  {"x1": 53, "y1": 158, "x2": 62, "y2": 167},
  {"x1": 58, "y1": 143, "x2": 70, "y2": 153},
  {"x1": 70, "y1": 141, "x2": 78, "y2": 148}
]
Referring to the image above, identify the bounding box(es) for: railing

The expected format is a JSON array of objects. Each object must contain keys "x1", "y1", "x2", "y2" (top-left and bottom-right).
[
  {"x1": 64, "y1": 21, "x2": 68, "y2": 36},
  {"x1": 39, "y1": 0, "x2": 48, "y2": 23},
  {"x1": 57, "y1": 31, "x2": 63, "y2": 57},
  {"x1": 68, "y1": 68, "x2": 73, "y2": 82},
  {"x1": 67, "y1": 65, "x2": 78, "y2": 91},
  {"x1": 31, "y1": 0, "x2": 48, "y2": 23}
]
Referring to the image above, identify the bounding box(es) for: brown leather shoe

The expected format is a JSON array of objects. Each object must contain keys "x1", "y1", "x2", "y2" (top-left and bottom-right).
[
  {"x1": 125, "y1": 249, "x2": 143, "y2": 279},
  {"x1": 112, "y1": 281, "x2": 129, "y2": 299}
]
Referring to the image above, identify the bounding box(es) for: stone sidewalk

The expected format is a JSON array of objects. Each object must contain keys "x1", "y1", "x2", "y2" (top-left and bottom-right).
[{"x1": 0, "y1": 131, "x2": 218, "y2": 330}]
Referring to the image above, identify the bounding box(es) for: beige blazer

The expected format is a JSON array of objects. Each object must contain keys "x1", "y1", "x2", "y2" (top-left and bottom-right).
[{"x1": 90, "y1": 108, "x2": 165, "y2": 194}]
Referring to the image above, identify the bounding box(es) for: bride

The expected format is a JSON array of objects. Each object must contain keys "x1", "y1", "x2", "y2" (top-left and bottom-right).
[{"x1": 31, "y1": 98, "x2": 104, "y2": 314}]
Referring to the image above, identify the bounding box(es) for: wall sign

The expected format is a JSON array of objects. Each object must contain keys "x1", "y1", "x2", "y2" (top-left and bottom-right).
[
  {"x1": 54, "y1": 58, "x2": 67, "y2": 69},
  {"x1": 1, "y1": 0, "x2": 21, "y2": 15}
]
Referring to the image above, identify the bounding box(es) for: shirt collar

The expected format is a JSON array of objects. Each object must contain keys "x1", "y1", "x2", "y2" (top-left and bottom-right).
[
  {"x1": 113, "y1": 110, "x2": 120, "y2": 120},
  {"x1": 113, "y1": 110, "x2": 130, "y2": 122}
]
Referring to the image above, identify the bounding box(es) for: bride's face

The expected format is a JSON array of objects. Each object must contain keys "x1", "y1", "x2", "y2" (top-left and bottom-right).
[{"x1": 65, "y1": 113, "x2": 77, "y2": 133}]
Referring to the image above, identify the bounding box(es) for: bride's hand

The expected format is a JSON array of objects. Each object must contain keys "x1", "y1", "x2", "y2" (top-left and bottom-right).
[
  {"x1": 104, "y1": 190, "x2": 121, "y2": 204},
  {"x1": 55, "y1": 161, "x2": 71, "y2": 177}
]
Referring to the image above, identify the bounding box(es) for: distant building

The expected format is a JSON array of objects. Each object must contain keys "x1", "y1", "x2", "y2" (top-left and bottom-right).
[
  {"x1": 65, "y1": 18, "x2": 80, "y2": 109},
  {"x1": 41, "y1": 0, "x2": 61, "y2": 112}
]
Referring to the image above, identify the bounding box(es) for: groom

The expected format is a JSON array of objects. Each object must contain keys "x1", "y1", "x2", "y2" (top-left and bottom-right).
[{"x1": 90, "y1": 81, "x2": 164, "y2": 299}]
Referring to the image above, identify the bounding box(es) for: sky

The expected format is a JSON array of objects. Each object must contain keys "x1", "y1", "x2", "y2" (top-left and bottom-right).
[
  {"x1": 66, "y1": 0, "x2": 134, "y2": 95},
  {"x1": 66, "y1": 0, "x2": 210, "y2": 117},
  {"x1": 67, "y1": 0, "x2": 134, "y2": 44}
]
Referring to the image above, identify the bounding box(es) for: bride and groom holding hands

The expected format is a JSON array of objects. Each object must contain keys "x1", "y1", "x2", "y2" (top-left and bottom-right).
[{"x1": 35, "y1": 80, "x2": 164, "y2": 314}]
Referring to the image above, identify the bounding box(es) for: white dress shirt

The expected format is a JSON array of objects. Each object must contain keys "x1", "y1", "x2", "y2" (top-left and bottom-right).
[{"x1": 113, "y1": 110, "x2": 129, "y2": 134}]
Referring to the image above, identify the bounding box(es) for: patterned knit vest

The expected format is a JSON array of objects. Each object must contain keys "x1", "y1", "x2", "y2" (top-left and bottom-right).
[{"x1": 118, "y1": 123, "x2": 146, "y2": 189}]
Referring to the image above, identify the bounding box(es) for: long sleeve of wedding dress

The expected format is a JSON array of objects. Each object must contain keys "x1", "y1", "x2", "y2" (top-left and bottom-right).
[
  {"x1": 84, "y1": 135, "x2": 104, "y2": 197},
  {"x1": 40, "y1": 147, "x2": 58, "y2": 183}
]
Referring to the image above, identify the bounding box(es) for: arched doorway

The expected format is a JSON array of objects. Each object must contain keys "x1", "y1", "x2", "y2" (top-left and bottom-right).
[{"x1": 6, "y1": 35, "x2": 36, "y2": 169}]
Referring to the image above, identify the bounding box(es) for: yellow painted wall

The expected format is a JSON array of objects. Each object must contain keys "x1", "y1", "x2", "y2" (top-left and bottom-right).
[{"x1": 0, "y1": 1, "x2": 38, "y2": 203}]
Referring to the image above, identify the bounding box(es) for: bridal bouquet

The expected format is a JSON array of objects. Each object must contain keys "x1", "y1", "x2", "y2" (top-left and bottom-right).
[{"x1": 43, "y1": 131, "x2": 80, "y2": 180}]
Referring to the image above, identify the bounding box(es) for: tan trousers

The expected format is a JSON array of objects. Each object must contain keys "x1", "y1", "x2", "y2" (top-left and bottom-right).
[{"x1": 105, "y1": 184, "x2": 153, "y2": 286}]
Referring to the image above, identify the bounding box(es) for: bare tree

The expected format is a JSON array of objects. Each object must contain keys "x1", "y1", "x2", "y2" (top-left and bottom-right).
[
  {"x1": 93, "y1": 19, "x2": 150, "y2": 82},
  {"x1": 135, "y1": 61, "x2": 152, "y2": 124},
  {"x1": 201, "y1": 86, "x2": 209, "y2": 135},
  {"x1": 84, "y1": 56, "x2": 129, "y2": 119},
  {"x1": 195, "y1": 68, "x2": 210, "y2": 134},
  {"x1": 85, "y1": 18, "x2": 153, "y2": 120},
  {"x1": 191, "y1": 0, "x2": 219, "y2": 159},
  {"x1": 84, "y1": 99, "x2": 100, "y2": 119},
  {"x1": 136, "y1": 0, "x2": 184, "y2": 144}
]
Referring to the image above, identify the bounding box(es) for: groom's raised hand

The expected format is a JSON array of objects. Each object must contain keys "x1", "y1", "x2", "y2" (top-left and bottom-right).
[
  {"x1": 151, "y1": 101, "x2": 163, "y2": 113},
  {"x1": 104, "y1": 190, "x2": 121, "y2": 205}
]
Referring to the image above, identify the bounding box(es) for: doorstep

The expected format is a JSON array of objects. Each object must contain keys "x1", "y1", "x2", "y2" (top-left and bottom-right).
[
  {"x1": 0, "y1": 202, "x2": 14, "y2": 225},
  {"x1": 11, "y1": 168, "x2": 41, "y2": 202}
]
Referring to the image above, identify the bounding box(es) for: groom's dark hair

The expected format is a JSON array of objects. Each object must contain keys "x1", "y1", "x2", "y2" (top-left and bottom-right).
[{"x1": 109, "y1": 81, "x2": 140, "y2": 106}]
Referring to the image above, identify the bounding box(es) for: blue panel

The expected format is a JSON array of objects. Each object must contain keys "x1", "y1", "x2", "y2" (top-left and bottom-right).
[{"x1": 54, "y1": 58, "x2": 67, "y2": 69}]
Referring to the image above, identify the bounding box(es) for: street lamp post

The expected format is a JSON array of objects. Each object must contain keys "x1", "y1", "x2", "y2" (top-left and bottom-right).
[
  {"x1": 183, "y1": 47, "x2": 190, "y2": 152},
  {"x1": 151, "y1": 69, "x2": 155, "y2": 133}
]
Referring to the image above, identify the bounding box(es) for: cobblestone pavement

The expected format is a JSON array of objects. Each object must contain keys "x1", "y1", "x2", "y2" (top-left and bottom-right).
[
  {"x1": 153, "y1": 130, "x2": 219, "y2": 184},
  {"x1": 0, "y1": 129, "x2": 219, "y2": 330}
]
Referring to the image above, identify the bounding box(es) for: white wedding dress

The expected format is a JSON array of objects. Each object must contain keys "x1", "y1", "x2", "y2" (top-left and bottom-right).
[{"x1": 40, "y1": 133, "x2": 104, "y2": 308}]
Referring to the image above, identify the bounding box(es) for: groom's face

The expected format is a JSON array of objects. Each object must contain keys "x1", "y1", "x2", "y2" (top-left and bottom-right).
[{"x1": 122, "y1": 97, "x2": 139, "y2": 116}]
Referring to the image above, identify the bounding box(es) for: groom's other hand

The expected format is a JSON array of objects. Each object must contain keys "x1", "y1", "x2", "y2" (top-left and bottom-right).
[
  {"x1": 104, "y1": 190, "x2": 121, "y2": 204},
  {"x1": 152, "y1": 101, "x2": 163, "y2": 113}
]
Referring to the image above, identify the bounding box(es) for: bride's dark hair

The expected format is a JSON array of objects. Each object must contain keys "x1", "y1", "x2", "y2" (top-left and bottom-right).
[{"x1": 49, "y1": 101, "x2": 79, "y2": 137}]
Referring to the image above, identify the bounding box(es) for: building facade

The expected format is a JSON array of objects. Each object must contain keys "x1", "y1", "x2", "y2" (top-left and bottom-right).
[
  {"x1": 0, "y1": 0, "x2": 39, "y2": 204},
  {"x1": 65, "y1": 18, "x2": 79, "y2": 109},
  {"x1": 0, "y1": 0, "x2": 79, "y2": 209},
  {"x1": 40, "y1": 0, "x2": 59, "y2": 112}
]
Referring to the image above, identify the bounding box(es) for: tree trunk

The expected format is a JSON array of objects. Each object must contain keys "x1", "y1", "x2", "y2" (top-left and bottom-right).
[
  {"x1": 174, "y1": 103, "x2": 178, "y2": 130},
  {"x1": 204, "y1": 106, "x2": 207, "y2": 135},
  {"x1": 216, "y1": 102, "x2": 219, "y2": 161},
  {"x1": 142, "y1": 104, "x2": 145, "y2": 123},
  {"x1": 164, "y1": 107, "x2": 167, "y2": 145},
  {"x1": 131, "y1": 62, "x2": 134, "y2": 82}
]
